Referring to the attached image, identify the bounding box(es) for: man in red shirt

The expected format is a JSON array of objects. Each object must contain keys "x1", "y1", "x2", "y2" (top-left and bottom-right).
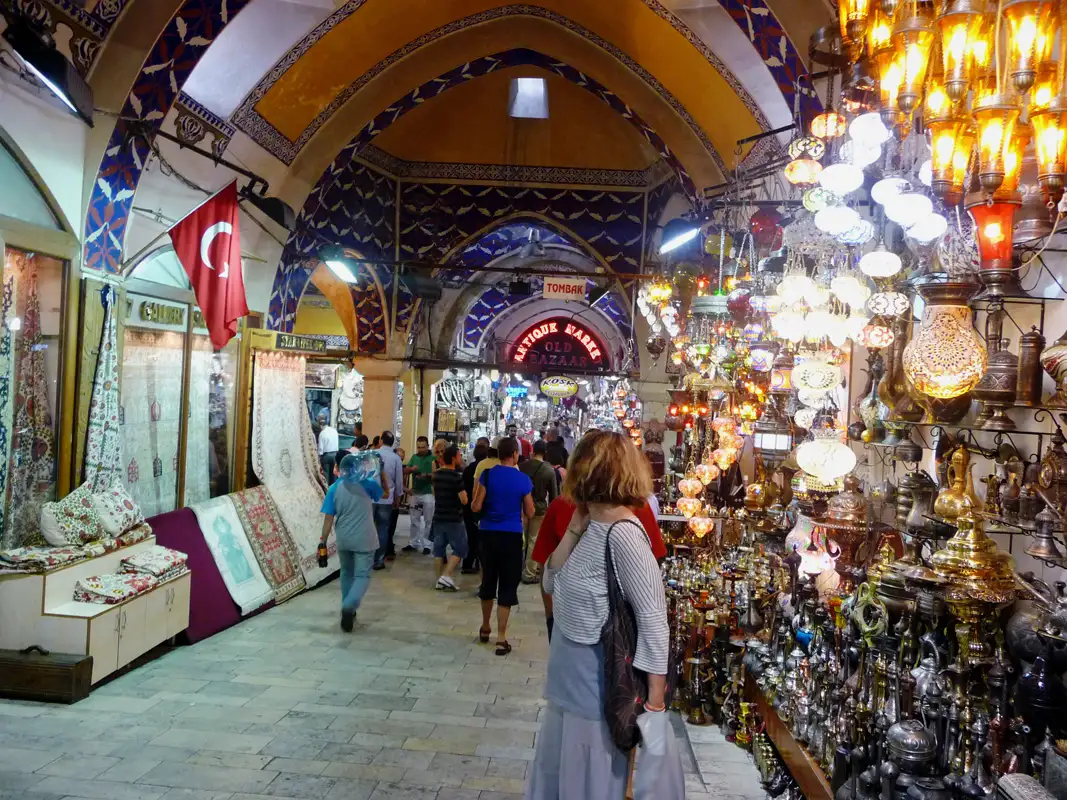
[{"x1": 530, "y1": 495, "x2": 666, "y2": 638}]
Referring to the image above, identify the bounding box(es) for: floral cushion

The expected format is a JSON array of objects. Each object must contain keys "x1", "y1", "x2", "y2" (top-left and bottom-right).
[
  {"x1": 40, "y1": 483, "x2": 105, "y2": 546},
  {"x1": 0, "y1": 545, "x2": 89, "y2": 572},
  {"x1": 120, "y1": 545, "x2": 188, "y2": 578},
  {"x1": 90, "y1": 483, "x2": 145, "y2": 536},
  {"x1": 116, "y1": 523, "x2": 153, "y2": 548},
  {"x1": 73, "y1": 572, "x2": 158, "y2": 604}
]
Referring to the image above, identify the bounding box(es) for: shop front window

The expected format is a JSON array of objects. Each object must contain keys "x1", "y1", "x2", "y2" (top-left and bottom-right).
[{"x1": 0, "y1": 248, "x2": 64, "y2": 548}]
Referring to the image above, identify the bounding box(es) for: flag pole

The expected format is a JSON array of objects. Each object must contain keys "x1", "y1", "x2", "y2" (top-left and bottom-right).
[{"x1": 117, "y1": 180, "x2": 238, "y2": 275}]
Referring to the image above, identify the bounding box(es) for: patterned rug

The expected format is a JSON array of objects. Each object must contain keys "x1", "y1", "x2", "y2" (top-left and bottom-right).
[
  {"x1": 230, "y1": 486, "x2": 305, "y2": 603},
  {"x1": 190, "y1": 495, "x2": 273, "y2": 615},
  {"x1": 251, "y1": 351, "x2": 336, "y2": 587},
  {"x1": 84, "y1": 285, "x2": 123, "y2": 493}
]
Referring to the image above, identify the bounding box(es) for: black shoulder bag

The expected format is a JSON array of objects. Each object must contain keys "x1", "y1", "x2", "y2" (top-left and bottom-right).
[{"x1": 601, "y1": 520, "x2": 648, "y2": 751}]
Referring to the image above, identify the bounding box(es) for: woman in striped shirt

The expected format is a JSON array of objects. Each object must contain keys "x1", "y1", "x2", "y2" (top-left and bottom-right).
[{"x1": 525, "y1": 431, "x2": 675, "y2": 800}]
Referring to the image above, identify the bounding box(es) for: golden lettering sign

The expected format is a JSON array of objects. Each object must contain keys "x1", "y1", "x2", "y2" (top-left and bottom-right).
[{"x1": 276, "y1": 333, "x2": 327, "y2": 353}]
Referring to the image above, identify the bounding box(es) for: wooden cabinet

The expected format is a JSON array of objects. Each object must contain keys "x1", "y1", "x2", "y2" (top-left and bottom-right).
[
  {"x1": 117, "y1": 601, "x2": 146, "y2": 669},
  {"x1": 87, "y1": 607, "x2": 120, "y2": 684},
  {"x1": 167, "y1": 575, "x2": 190, "y2": 638},
  {"x1": 144, "y1": 574, "x2": 190, "y2": 645}
]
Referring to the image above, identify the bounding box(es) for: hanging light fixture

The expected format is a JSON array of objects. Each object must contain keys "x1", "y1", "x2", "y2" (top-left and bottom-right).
[
  {"x1": 893, "y1": 11, "x2": 936, "y2": 114},
  {"x1": 967, "y1": 198, "x2": 1023, "y2": 296},
  {"x1": 859, "y1": 243, "x2": 903, "y2": 277},
  {"x1": 938, "y1": 0, "x2": 988, "y2": 102},
  {"x1": 973, "y1": 94, "x2": 1023, "y2": 193},
  {"x1": 839, "y1": 0, "x2": 872, "y2": 48},
  {"x1": 819, "y1": 163, "x2": 866, "y2": 195},
  {"x1": 1003, "y1": 0, "x2": 1060, "y2": 93},
  {"x1": 1030, "y1": 95, "x2": 1067, "y2": 201},
  {"x1": 785, "y1": 158, "x2": 824, "y2": 185},
  {"x1": 927, "y1": 114, "x2": 976, "y2": 205},
  {"x1": 812, "y1": 111, "x2": 848, "y2": 139}
]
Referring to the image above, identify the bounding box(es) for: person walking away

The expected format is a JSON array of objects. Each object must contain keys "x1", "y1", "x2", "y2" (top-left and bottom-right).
[
  {"x1": 471, "y1": 437, "x2": 533, "y2": 656},
  {"x1": 317, "y1": 413, "x2": 339, "y2": 485},
  {"x1": 525, "y1": 431, "x2": 680, "y2": 800},
  {"x1": 320, "y1": 453, "x2": 383, "y2": 631},
  {"x1": 545, "y1": 443, "x2": 568, "y2": 492},
  {"x1": 532, "y1": 493, "x2": 667, "y2": 640},
  {"x1": 508, "y1": 423, "x2": 532, "y2": 460},
  {"x1": 373, "y1": 432, "x2": 404, "y2": 570},
  {"x1": 405, "y1": 437, "x2": 435, "y2": 555},
  {"x1": 461, "y1": 438, "x2": 489, "y2": 574},
  {"x1": 387, "y1": 442, "x2": 406, "y2": 559},
  {"x1": 431, "y1": 445, "x2": 468, "y2": 591},
  {"x1": 519, "y1": 439, "x2": 558, "y2": 584},
  {"x1": 473, "y1": 438, "x2": 501, "y2": 484}
]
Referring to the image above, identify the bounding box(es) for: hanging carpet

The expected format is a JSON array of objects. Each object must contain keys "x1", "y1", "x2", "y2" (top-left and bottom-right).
[
  {"x1": 0, "y1": 268, "x2": 16, "y2": 545},
  {"x1": 251, "y1": 351, "x2": 334, "y2": 586},
  {"x1": 84, "y1": 286, "x2": 123, "y2": 493},
  {"x1": 230, "y1": 486, "x2": 305, "y2": 602},
  {"x1": 190, "y1": 495, "x2": 273, "y2": 615}
]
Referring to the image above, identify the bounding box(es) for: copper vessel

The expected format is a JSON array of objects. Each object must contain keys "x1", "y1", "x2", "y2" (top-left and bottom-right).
[
  {"x1": 934, "y1": 445, "x2": 982, "y2": 521},
  {"x1": 1017, "y1": 325, "x2": 1046, "y2": 406},
  {"x1": 973, "y1": 338, "x2": 1018, "y2": 430},
  {"x1": 1041, "y1": 330, "x2": 1067, "y2": 407}
]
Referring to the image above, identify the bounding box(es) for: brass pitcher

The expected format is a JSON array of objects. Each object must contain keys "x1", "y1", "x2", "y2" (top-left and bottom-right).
[{"x1": 933, "y1": 445, "x2": 981, "y2": 521}]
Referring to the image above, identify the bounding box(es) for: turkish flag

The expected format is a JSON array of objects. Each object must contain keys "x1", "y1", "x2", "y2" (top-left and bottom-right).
[{"x1": 168, "y1": 181, "x2": 249, "y2": 350}]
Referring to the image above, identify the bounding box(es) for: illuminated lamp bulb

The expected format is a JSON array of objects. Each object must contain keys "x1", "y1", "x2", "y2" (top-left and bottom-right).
[
  {"x1": 614, "y1": 408, "x2": 626, "y2": 420},
  {"x1": 968, "y1": 200, "x2": 1020, "y2": 294},
  {"x1": 681, "y1": 404, "x2": 691, "y2": 415},
  {"x1": 750, "y1": 348, "x2": 774, "y2": 371},
  {"x1": 693, "y1": 463, "x2": 716, "y2": 486},
  {"x1": 795, "y1": 407, "x2": 818, "y2": 430},
  {"x1": 871, "y1": 177, "x2": 910, "y2": 206},
  {"x1": 973, "y1": 94, "x2": 1022, "y2": 193},
  {"x1": 867, "y1": 5, "x2": 891, "y2": 53},
  {"x1": 633, "y1": 437, "x2": 643, "y2": 446},
  {"x1": 678, "y1": 477, "x2": 704, "y2": 498},
  {"x1": 827, "y1": 315, "x2": 850, "y2": 347},
  {"x1": 677, "y1": 497, "x2": 704, "y2": 518},
  {"x1": 877, "y1": 46, "x2": 906, "y2": 122},
  {"x1": 815, "y1": 206, "x2": 861, "y2": 235},
  {"x1": 712, "y1": 448, "x2": 737, "y2": 471},
  {"x1": 836, "y1": 219, "x2": 875, "y2": 245},
  {"x1": 796, "y1": 432, "x2": 857, "y2": 482},
  {"x1": 1031, "y1": 95, "x2": 1067, "y2": 202},
  {"x1": 849, "y1": 112, "x2": 891, "y2": 148},
  {"x1": 688, "y1": 517, "x2": 714, "y2": 538},
  {"x1": 1033, "y1": 61, "x2": 1059, "y2": 109},
  {"x1": 818, "y1": 163, "x2": 865, "y2": 196},
  {"x1": 859, "y1": 244, "x2": 903, "y2": 277},
  {"x1": 938, "y1": 4, "x2": 986, "y2": 102},
  {"x1": 893, "y1": 13, "x2": 936, "y2": 114},
  {"x1": 622, "y1": 418, "x2": 635, "y2": 429},
  {"x1": 697, "y1": 405, "x2": 711, "y2": 418},
  {"x1": 905, "y1": 213, "x2": 948, "y2": 245},
  {"x1": 785, "y1": 158, "x2": 823, "y2": 185},
  {"x1": 684, "y1": 418, "x2": 695, "y2": 431},
  {"x1": 837, "y1": 0, "x2": 871, "y2": 47},
  {"x1": 883, "y1": 193, "x2": 933, "y2": 228},
  {"x1": 667, "y1": 404, "x2": 679, "y2": 416},
  {"x1": 846, "y1": 313, "x2": 870, "y2": 339},
  {"x1": 1003, "y1": 0, "x2": 1059, "y2": 94},
  {"x1": 927, "y1": 114, "x2": 976, "y2": 205},
  {"x1": 778, "y1": 273, "x2": 816, "y2": 303},
  {"x1": 812, "y1": 111, "x2": 848, "y2": 139},
  {"x1": 670, "y1": 351, "x2": 684, "y2": 366},
  {"x1": 999, "y1": 122, "x2": 1031, "y2": 195}
]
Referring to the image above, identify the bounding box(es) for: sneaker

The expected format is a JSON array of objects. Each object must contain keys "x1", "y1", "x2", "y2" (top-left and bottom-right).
[
  {"x1": 422, "y1": 547, "x2": 432, "y2": 556},
  {"x1": 340, "y1": 611, "x2": 355, "y2": 632},
  {"x1": 437, "y1": 575, "x2": 457, "y2": 592},
  {"x1": 401, "y1": 545, "x2": 417, "y2": 552},
  {"x1": 372, "y1": 563, "x2": 386, "y2": 571}
]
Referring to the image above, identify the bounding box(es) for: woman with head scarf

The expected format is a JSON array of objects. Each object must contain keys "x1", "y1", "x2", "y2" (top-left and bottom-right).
[{"x1": 320, "y1": 452, "x2": 384, "y2": 632}]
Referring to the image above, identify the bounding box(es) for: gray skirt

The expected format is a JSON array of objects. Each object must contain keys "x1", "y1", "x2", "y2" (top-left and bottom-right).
[{"x1": 525, "y1": 633, "x2": 629, "y2": 800}]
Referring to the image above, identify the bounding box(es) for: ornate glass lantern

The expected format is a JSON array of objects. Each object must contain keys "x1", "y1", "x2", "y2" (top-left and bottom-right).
[{"x1": 902, "y1": 282, "x2": 988, "y2": 398}]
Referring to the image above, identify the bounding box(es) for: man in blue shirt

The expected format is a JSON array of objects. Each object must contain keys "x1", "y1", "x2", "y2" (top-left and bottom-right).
[
  {"x1": 320, "y1": 453, "x2": 382, "y2": 631},
  {"x1": 373, "y1": 431, "x2": 405, "y2": 570}
]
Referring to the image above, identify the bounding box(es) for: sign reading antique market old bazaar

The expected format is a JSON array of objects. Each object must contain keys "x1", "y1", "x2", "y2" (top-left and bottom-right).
[
  {"x1": 511, "y1": 317, "x2": 606, "y2": 368},
  {"x1": 540, "y1": 376, "x2": 579, "y2": 398}
]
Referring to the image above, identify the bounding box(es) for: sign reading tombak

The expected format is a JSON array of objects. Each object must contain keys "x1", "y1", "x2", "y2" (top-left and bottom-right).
[
  {"x1": 542, "y1": 276, "x2": 586, "y2": 300},
  {"x1": 512, "y1": 317, "x2": 605, "y2": 368}
]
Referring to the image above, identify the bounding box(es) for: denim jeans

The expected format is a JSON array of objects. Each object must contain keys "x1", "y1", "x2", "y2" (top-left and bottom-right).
[
  {"x1": 373, "y1": 504, "x2": 393, "y2": 566},
  {"x1": 338, "y1": 549, "x2": 374, "y2": 613}
]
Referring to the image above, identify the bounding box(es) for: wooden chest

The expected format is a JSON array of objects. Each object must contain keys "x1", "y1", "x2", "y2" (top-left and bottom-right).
[{"x1": 0, "y1": 645, "x2": 92, "y2": 703}]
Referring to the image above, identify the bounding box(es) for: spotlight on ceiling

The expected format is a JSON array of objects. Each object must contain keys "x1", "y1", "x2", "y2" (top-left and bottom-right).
[
  {"x1": 240, "y1": 185, "x2": 296, "y2": 231},
  {"x1": 508, "y1": 279, "x2": 533, "y2": 297},
  {"x1": 658, "y1": 217, "x2": 702, "y2": 255},
  {"x1": 318, "y1": 245, "x2": 358, "y2": 284},
  {"x1": 2, "y1": 15, "x2": 93, "y2": 126},
  {"x1": 519, "y1": 228, "x2": 546, "y2": 259}
]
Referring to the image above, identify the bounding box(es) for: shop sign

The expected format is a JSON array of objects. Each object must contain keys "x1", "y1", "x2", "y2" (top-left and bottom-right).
[
  {"x1": 540, "y1": 376, "x2": 578, "y2": 398},
  {"x1": 511, "y1": 317, "x2": 605, "y2": 368},
  {"x1": 276, "y1": 333, "x2": 327, "y2": 353},
  {"x1": 542, "y1": 276, "x2": 586, "y2": 301},
  {"x1": 506, "y1": 385, "x2": 529, "y2": 398}
]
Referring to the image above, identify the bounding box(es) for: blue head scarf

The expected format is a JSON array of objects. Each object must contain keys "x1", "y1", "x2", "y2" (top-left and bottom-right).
[{"x1": 339, "y1": 453, "x2": 383, "y2": 502}]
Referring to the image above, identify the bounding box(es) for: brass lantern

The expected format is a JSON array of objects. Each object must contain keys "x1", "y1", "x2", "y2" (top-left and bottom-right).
[
  {"x1": 937, "y1": 0, "x2": 988, "y2": 103},
  {"x1": 893, "y1": 13, "x2": 936, "y2": 113},
  {"x1": 998, "y1": 121, "x2": 1031, "y2": 196},
  {"x1": 878, "y1": 48, "x2": 907, "y2": 130},
  {"x1": 973, "y1": 94, "x2": 1023, "y2": 193},
  {"x1": 867, "y1": 6, "x2": 893, "y2": 54},
  {"x1": 1033, "y1": 60, "x2": 1060, "y2": 109},
  {"x1": 1003, "y1": 0, "x2": 1060, "y2": 93},
  {"x1": 928, "y1": 113, "x2": 976, "y2": 205},
  {"x1": 839, "y1": 0, "x2": 872, "y2": 49},
  {"x1": 1031, "y1": 95, "x2": 1067, "y2": 201}
]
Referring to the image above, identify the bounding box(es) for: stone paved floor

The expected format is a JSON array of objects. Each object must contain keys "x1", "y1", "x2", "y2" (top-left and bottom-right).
[{"x1": 0, "y1": 521, "x2": 762, "y2": 800}]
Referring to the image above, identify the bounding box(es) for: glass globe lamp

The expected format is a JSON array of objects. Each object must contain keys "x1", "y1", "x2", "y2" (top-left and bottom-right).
[
  {"x1": 819, "y1": 163, "x2": 865, "y2": 196},
  {"x1": 837, "y1": 220, "x2": 875, "y2": 245},
  {"x1": 788, "y1": 136, "x2": 826, "y2": 160},
  {"x1": 688, "y1": 517, "x2": 714, "y2": 538},
  {"x1": 859, "y1": 244, "x2": 903, "y2": 277},
  {"x1": 857, "y1": 321, "x2": 896, "y2": 349},
  {"x1": 906, "y1": 213, "x2": 948, "y2": 244},
  {"x1": 676, "y1": 497, "x2": 703, "y2": 518},
  {"x1": 803, "y1": 187, "x2": 839, "y2": 212},
  {"x1": 813, "y1": 111, "x2": 848, "y2": 139},
  {"x1": 903, "y1": 282, "x2": 988, "y2": 398},
  {"x1": 849, "y1": 112, "x2": 891, "y2": 148},
  {"x1": 884, "y1": 193, "x2": 933, "y2": 227},
  {"x1": 871, "y1": 176, "x2": 910, "y2": 206},
  {"x1": 830, "y1": 274, "x2": 871, "y2": 308},
  {"x1": 840, "y1": 140, "x2": 882, "y2": 168},
  {"x1": 868, "y1": 291, "x2": 911, "y2": 317},
  {"x1": 785, "y1": 158, "x2": 823, "y2": 185},
  {"x1": 796, "y1": 429, "x2": 858, "y2": 482},
  {"x1": 793, "y1": 358, "x2": 843, "y2": 391}
]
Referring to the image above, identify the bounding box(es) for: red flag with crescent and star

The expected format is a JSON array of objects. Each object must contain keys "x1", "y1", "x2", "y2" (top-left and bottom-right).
[{"x1": 168, "y1": 181, "x2": 249, "y2": 350}]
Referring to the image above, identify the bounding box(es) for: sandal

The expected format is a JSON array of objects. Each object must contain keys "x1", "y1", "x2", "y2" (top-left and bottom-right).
[
  {"x1": 495, "y1": 640, "x2": 512, "y2": 656},
  {"x1": 478, "y1": 627, "x2": 491, "y2": 643}
]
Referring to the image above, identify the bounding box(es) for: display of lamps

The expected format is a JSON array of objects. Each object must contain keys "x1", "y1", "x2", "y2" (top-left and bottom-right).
[
  {"x1": 1003, "y1": 0, "x2": 1059, "y2": 93},
  {"x1": 1030, "y1": 95, "x2": 1067, "y2": 201},
  {"x1": 967, "y1": 198, "x2": 1023, "y2": 296}
]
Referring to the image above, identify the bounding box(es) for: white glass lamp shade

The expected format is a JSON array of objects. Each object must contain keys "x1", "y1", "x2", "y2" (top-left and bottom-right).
[
  {"x1": 805, "y1": 309, "x2": 835, "y2": 341},
  {"x1": 796, "y1": 434, "x2": 858, "y2": 482},
  {"x1": 794, "y1": 407, "x2": 818, "y2": 429},
  {"x1": 884, "y1": 193, "x2": 933, "y2": 227},
  {"x1": 819, "y1": 163, "x2": 865, "y2": 195},
  {"x1": 837, "y1": 219, "x2": 875, "y2": 245},
  {"x1": 779, "y1": 273, "x2": 816, "y2": 303},
  {"x1": 827, "y1": 314, "x2": 850, "y2": 346},
  {"x1": 867, "y1": 291, "x2": 911, "y2": 316},
  {"x1": 846, "y1": 313, "x2": 870, "y2": 338},
  {"x1": 905, "y1": 213, "x2": 948, "y2": 244},
  {"x1": 772, "y1": 310, "x2": 806, "y2": 342},
  {"x1": 871, "y1": 177, "x2": 910, "y2": 206},
  {"x1": 841, "y1": 140, "x2": 882, "y2": 168},
  {"x1": 831, "y1": 274, "x2": 871, "y2": 307},
  {"x1": 815, "y1": 206, "x2": 861, "y2": 234},
  {"x1": 798, "y1": 388, "x2": 830, "y2": 408},
  {"x1": 794, "y1": 358, "x2": 843, "y2": 391},
  {"x1": 849, "y1": 112, "x2": 891, "y2": 148},
  {"x1": 919, "y1": 159, "x2": 933, "y2": 187},
  {"x1": 859, "y1": 245, "x2": 903, "y2": 277},
  {"x1": 750, "y1": 348, "x2": 774, "y2": 371},
  {"x1": 803, "y1": 187, "x2": 839, "y2": 212}
]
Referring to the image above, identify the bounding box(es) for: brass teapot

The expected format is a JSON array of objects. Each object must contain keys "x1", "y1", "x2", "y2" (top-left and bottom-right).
[{"x1": 933, "y1": 445, "x2": 981, "y2": 522}]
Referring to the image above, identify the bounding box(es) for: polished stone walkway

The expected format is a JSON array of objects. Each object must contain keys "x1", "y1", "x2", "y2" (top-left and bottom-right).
[{"x1": 0, "y1": 521, "x2": 758, "y2": 800}]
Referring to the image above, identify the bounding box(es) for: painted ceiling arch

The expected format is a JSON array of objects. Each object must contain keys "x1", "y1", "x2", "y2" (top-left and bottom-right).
[{"x1": 80, "y1": 0, "x2": 828, "y2": 275}]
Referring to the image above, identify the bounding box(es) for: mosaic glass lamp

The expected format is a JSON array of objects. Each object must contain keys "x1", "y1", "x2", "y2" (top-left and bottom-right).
[{"x1": 902, "y1": 282, "x2": 987, "y2": 399}]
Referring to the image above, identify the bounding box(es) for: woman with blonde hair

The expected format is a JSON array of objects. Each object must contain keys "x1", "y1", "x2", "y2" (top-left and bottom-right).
[{"x1": 525, "y1": 431, "x2": 679, "y2": 800}]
